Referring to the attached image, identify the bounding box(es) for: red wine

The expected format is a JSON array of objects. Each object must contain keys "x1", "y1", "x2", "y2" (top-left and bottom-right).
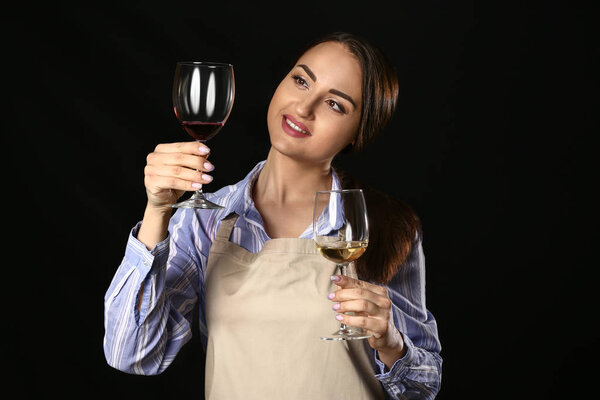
[{"x1": 182, "y1": 121, "x2": 224, "y2": 141}]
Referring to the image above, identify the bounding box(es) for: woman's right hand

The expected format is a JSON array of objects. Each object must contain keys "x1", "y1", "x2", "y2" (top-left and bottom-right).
[{"x1": 144, "y1": 141, "x2": 215, "y2": 211}]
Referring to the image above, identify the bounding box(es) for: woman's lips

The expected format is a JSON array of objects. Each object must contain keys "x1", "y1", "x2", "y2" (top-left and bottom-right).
[{"x1": 281, "y1": 114, "x2": 311, "y2": 138}]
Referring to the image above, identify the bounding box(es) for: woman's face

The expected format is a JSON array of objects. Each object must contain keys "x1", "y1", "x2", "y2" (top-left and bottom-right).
[{"x1": 266, "y1": 41, "x2": 362, "y2": 164}]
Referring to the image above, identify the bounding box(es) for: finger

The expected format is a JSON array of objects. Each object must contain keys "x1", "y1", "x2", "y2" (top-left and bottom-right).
[
  {"x1": 332, "y1": 299, "x2": 380, "y2": 316},
  {"x1": 329, "y1": 287, "x2": 391, "y2": 310},
  {"x1": 145, "y1": 174, "x2": 202, "y2": 193},
  {"x1": 332, "y1": 274, "x2": 389, "y2": 297},
  {"x1": 145, "y1": 167, "x2": 213, "y2": 190},
  {"x1": 330, "y1": 273, "x2": 359, "y2": 288},
  {"x1": 162, "y1": 154, "x2": 214, "y2": 174},
  {"x1": 147, "y1": 151, "x2": 214, "y2": 173},
  {"x1": 154, "y1": 141, "x2": 211, "y2": 156},
  {"x1": 335, "y1": 313, "x2": 387, "y2": 335},
  {"x1": 145, "y1": 164, "x2": 212, "y2": 185}
]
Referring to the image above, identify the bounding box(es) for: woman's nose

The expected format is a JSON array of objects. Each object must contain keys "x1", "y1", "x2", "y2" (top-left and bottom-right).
[{"x1": 295, "y1": 93, "x2": 317, "y2": 119}]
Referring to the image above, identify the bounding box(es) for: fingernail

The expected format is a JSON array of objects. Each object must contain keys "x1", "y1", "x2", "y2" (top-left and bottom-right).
[
  {"x1": 335, "y1": 314, "x2": 344, "y2": 321},
  {"x1": 192, "y1": 182, "x2": 202, "y2": 189},
  {"x1": 332, "y1": 303, "x2": 340, "y2": 310},
  {"x1": 202, "y1": 174, "x2": 213, "y2": 183},
  {"x1": 328, "y1": 292, "x2": 335, "y2": 300},
  {"x1": 199, "y1": 146, "x2": 210, "y2": 155},
  {"x1": 203, "y1": 162, "x2": 214, "y2": 171},
  {"x1": 330, "y1": 275, "x2": 341, "y2": 282}
]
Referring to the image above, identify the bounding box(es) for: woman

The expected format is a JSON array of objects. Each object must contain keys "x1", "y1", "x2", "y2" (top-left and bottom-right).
[{"x1": 104, "y1": 32, "x2": 442, "y2": 399}]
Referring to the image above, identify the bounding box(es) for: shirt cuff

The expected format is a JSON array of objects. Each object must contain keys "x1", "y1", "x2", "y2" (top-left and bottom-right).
[
  {"x1": 374, "y1": 330, "x2": 415, "y2": 382},
  {"x1": 126, "y1": 221, "x2": 171, "y2": 276}
]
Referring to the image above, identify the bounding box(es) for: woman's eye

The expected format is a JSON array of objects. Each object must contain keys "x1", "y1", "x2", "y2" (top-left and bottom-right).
[
  {"x1": 326, "y1": 99, "x2": 345, "y2": 114},
  {"x1": 292, "y1": 75, "x2": 308, "y2": 87}
]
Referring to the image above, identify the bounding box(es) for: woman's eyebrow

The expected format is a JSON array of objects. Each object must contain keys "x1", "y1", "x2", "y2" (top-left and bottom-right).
[
  {"x1": 296, "y1": 63, "x2": 357, "y2": 109},
  {"x1": 329, "y1": 89, "x2": 356, "y2": 108},
  {"x1": 297, "y1": 64, "x2": 317, "y2": 82}
]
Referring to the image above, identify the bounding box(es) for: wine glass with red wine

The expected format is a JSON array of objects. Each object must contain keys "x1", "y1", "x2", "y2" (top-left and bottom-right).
[{"x1": 172, "y1": 61, "x2": 235, "y2": 209}]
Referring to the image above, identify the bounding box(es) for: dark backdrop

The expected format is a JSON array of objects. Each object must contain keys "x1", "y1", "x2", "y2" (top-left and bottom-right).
[{"x1": 6, "y1": 1, "x2": 595, "y2": 399}]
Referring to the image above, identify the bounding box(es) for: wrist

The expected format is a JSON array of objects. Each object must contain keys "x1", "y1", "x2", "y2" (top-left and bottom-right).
[
  {"x1": 145, "y1": 200, "x2": 175, "y2": 216},
  {"x1": 138, "y1": 203, "x2": 172, "y2": 250},
  {"x1": 377, "y1": 341, "x2": 407, "y2": 371}
]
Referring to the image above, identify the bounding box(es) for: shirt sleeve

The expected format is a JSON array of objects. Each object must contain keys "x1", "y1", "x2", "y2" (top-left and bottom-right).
[
  {"x1": 373, "y1": 238, "x2": 443, "y2": 399},
  {"x1": 103, "y1": 209, "x2": 203, "y2": 375}
]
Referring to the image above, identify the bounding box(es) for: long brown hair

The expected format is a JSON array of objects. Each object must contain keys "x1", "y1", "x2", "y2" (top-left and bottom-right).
[
  {"x1": 300, "y1": 32, "x2": 421, "y2": 284},
  {"x1": 335, "y1": 168, "x2": 421, "y2": 284}
]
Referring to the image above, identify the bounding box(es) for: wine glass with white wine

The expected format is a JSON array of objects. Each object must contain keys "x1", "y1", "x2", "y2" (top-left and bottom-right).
[{"x1": 313, "y1": 189, "x2": 372, "y2": 341}]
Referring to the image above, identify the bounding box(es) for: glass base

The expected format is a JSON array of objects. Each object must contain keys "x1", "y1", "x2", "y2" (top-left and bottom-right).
[
  {"x1": 171, "y1": 193, "x2": 224, "y2": 209},
  {"x1": 321, "y1": 327, "x2": 372, "y2": 341}
]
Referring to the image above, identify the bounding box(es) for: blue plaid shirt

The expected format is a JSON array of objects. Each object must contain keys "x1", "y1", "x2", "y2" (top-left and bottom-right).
[{"x1": 104, "y1": 161, "x2": 442, "y2": 398}]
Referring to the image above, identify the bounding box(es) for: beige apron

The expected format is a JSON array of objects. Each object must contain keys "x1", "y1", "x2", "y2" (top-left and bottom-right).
[{"x1": 204, "y1": 213, "x2": 385, "y2": 400}]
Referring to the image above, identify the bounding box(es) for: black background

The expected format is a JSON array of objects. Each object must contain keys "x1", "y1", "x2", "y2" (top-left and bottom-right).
[{"x1": 5, "y1": 1, "x2": 595, "y2": 398}]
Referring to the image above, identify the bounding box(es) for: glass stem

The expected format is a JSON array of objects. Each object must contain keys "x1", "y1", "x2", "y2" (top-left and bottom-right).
[
  {"x1": 192, "y1": 139, "x2": 206, "y2": 199},
  {"x1": 338, "y1": 262, "x2": 349, "y2": 332},
  {"x1": 191, "y1": 187, "x2": 204, "y2": 199}
]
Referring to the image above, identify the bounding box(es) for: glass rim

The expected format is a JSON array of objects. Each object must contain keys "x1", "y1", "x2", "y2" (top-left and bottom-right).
[
  {"x1": 176, "y1": 61, "x2": 233, "y2": 68},
  {"x1": 316, "y1": 189, "x2": 363, "y2": 194}
]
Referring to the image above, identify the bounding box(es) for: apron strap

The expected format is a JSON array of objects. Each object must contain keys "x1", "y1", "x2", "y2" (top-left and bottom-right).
[{"x1": 214, "y1": 212, "x2": 239, "y2": 243}]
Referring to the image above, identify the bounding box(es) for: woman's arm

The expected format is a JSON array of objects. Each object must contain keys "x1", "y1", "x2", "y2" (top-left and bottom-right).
[
  {"x1": 103, "y1": 210, "x2": 202, "y2": 375},
  {"x1": 104, "y1": 140, "x2": 213, "y2": 374},
  {"x1": 330, "y1": 238, "x2": 442, "y2": 399}
]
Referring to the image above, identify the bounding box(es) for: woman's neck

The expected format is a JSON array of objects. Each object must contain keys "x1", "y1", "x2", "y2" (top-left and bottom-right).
[{"x1": 253, "y1": 148, "x2": 332, "y2": 206}]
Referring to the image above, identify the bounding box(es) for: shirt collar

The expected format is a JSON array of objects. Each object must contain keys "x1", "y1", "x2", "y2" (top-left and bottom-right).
[{"x1": 224, "y1": 160, "x2": 343, "y2": 238}]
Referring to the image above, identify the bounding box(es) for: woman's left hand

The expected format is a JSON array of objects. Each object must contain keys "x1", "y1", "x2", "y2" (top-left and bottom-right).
[{"x1": 329, "y1": 274, "x2": 406, "y2": 368}]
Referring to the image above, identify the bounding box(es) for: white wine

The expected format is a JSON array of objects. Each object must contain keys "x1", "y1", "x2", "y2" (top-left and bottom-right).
[{"x1": 317, "y1": 241, "x2": 368, "y2": 263}]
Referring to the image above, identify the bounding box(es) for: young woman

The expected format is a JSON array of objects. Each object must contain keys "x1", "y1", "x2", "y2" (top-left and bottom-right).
[{"x1": 104, "y1": 32, "x2": 442, "y2": 399}]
